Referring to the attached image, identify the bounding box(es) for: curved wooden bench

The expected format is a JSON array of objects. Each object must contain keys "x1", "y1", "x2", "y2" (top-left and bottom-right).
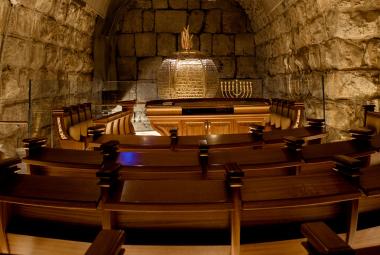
[{"x1": 53, "y1": 101, "x2": 135, "y2": 150}]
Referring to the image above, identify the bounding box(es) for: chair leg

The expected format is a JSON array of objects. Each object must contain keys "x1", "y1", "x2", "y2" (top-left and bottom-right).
[{"x1": 346, "y1": 199, "x2": 359, "y2": 245}]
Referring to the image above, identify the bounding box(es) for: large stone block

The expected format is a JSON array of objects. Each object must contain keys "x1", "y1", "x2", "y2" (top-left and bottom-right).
[
  {"x1": 236, "y1": 57, "x2": 256, "y2": 78},
  {"x1": 135, "y1": 33, "x2": 156, "y2": 57},
  {"x1": 143, "y1": 10, "x2": 155, "y2": 32},
  {"x1": 122, "y1": 9, "x2": 143, "y2": 33},
  {"x1": 168, "y1": 0, "x2": 187, "y2": 9},
  {"x1": 235, "y1": 33, "x2": 255, "y2": 56},
  {"x1": 325, "y1": 71, "x2": 379, "y2": 100},
  {"x1": 189, "y1": 10, "x2": 204, "y2": 33},
  {"x1": 205, "y1": 10, "x2": 221, "y2": 33},
  {"x1": 52, "y1": 0, "x2": 69, "y2": 23},
  {"x1": 155, "y1": 11, "x2": 187, "y2": 33},
  {"x1": 3, "y1": 37, "x2": 30, "y2": 68},
  {"x1": 33, "y1": 0, "x2": 55, "y2": 14},
  {"x1": 10, "y1": 6, "x2": 34, "y2": 38},
  {"x1": 118, "y1": 34, "x2": 135, "y2": 57},
  {"x1": 0, "y1": 123, "x2": 28, "y2": 158},
  {"x1": 308, "y1": 17, "x2": 328, "y2": 45},
  {"x1": 119, "y1": 81, "x2": 137, "y2": 101},
  {"x1": 137, "y1": 81, "x2": 159, "y2": 102},
  {"x1": 212, "y1": 34, "x2": 234, "y2": 56},
  {"x1": 326, "y1": 10, "x2": 380, "y2": 40},
  {"x1": 200, "y1": 33, "x2": 212, "y2": 55},
  {"x1": 138, "y1": 57, "x2": 163, "y2": 80},
  {"x1": 158, "y1": 33, "x2": 177, "y2": 56},
  {"x1": 364, "y1": 39, "x2": 380, "y2": 69},
  {"x1": 188, "y1": 0, "x2": 200, "y2": 9},
  {"x1": 134, "y1": 0, "x2": 152, "y2": 8},
  {"x1": 306, "y1": 45, "x2": 322, "y2": 70},
  {"x1": 223, "y1": 11, "x2": 246, "y2": 33},
  {"x1": 30, "y1": 42, "x2": 46, "y2": 70},
  {"x1": 117, "y1": 57, "x2": 137, "y2": 80},
  {"x1": 320, "y1": 39, "x2": 364, "y2": 70},
  {"x1": 153, "y1": 0, "x2": 168, "y2": 9},
  {"x1": 214, "y1": 57, "x2": 236, "y2": 79}
]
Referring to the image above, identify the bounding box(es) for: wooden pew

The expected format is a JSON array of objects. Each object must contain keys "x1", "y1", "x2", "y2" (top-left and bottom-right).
[
  {"x1": 97, "y1": 164, "x2": 242, "y2": 255},
  {"x1": 85, "y1": 230, "x2": 125, "y2": 255},
  {"x1": 0, "y1": 162, "x2": 102, "y2": 253},
  {"x1": 23, "y1": 135, "x2": 380, "y2": 180},
  {"x1": 301, "y1": 134, "x2": 380, "y2": 173},
  {"x1": 22, "y1": 138, "x2": 114, "y2": 178},
  {"x1": 87, "y1": 126, "x2": 326, "y2": 151},
  {"x1": 302, "y1": 221, "x2": 380, "y2": 255},
  {"x1": 240, "y1": 170, "x2": 362, "y2": 244}
]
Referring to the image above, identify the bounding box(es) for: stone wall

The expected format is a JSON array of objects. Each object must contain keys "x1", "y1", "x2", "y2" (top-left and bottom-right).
[
  {"x1": 0, "y1": 0, "x2": 98, "y2": 157},
  {"x1": 238, "y1": 0, "x2": 380, "y2": 140},
  {"x1": 116, "y1": 0, "x2": 256, "y2": 99}
]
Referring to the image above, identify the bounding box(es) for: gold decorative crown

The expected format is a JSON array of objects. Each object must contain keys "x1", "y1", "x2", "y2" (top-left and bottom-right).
[{"x1": 181, "y1": 25, "x2": 193, "y2": 51}]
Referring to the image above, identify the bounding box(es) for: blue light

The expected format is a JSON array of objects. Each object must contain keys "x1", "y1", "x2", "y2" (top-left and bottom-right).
[{"x1": 118, "y1": 152, "x2": 139, "y2": 166}]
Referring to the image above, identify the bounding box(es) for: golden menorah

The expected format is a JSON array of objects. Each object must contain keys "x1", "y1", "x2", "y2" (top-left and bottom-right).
[{"x1": 220, "y1": 80, "x2": 254, "y2": 98}]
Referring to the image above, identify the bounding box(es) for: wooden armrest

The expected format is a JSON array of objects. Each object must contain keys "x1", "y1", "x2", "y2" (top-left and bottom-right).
[
  {"x1": 199, "y1": 140, "x2": 209, "y2": 177},
  {"x1": 283, "y1": 136, "x2": 304, "y2": 151},
  {"x1": 85, "y1": 230, "x2": 125, "y2": 255},
  {"x1": 349, "y1": 127, "x2": 374, "y2": 135},
  {"x1": 23, "y1": 137, "x2": 47, "y2": 149},
  {"x1": 333, "y1": 155, "x2": 361, "y2": 178},
  {"x1": 333, "y1": 155, "x2": 361, "y2": 168},
  {"x1": 225, "y1": 162, "x2": 244, "y2": 188},
  {"x1": 306, "y1": 118, "x2": 325, "y2": 123},
  {"x1": 301, "y1": 222, "x2": 355, "y2": 255},
  {"x1": 0, "y1": 157, "x2": 21, "y2": 175},
  {"x1": 170, "y1": 128, "x2": 178, "y2": 148}
]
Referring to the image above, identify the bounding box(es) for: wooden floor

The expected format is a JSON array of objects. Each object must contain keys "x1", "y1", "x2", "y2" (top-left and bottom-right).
[{"x1": 7, "y1": 225, "x2": 380, "y2": 255}]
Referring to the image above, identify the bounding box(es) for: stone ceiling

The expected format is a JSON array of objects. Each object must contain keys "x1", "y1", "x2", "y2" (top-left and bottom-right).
[{"x1": 96, "y1": 0, "x2": 285, "y2": 31}]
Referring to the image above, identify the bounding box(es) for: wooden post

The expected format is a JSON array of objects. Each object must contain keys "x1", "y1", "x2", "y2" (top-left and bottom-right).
[
  {"x1": 0, "y1": 202, "x2": 9, "y2": 254},
  {"x1": 332, "y1": 155, "x2": 361, "y2": 244},
  {"x1": 198, "y1": 140, "x2": 209, "y2": 178},
  {"x1": 170, "y1": 128, "x2": 178, "y2": 150},
  {"x1": 0, "y1": 158, "x2": 20, "y2": 253},
  {"x1": 346, "y1": 199, "x2": 359, "y2": 245},
  {"x1": 225, "y1": 163, "x2": 244, "y2": 255},
  {"x1": 97, "y1": 141, "x2": 120, "y2": 230},
  {"x1": 363, "y1": 104, "x2": 375, "y2": 127},
  {"x1": 23, "y1": 137, "x2": 47, "y2": 174},
  {"x1": 283, "y1": 136, "x2": 304, "y2": 175}
]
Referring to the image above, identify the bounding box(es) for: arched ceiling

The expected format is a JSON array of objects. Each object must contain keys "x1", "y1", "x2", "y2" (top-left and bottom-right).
[{"x1": 92, "y1": 0, "x2": 285, "y2": 35}]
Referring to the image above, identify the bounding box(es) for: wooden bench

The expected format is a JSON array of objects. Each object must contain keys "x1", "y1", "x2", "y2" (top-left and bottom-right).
[
  {"x1": 87, "y1": 126, "x2": 326, "y2": 151},
  {"x1": 53, "y1": 101, "x2": 135, "y2": 150},
  {"x1": 241, "y1": 171, "x2": 362, "y2": 244},
  {"x1": 269, "y1": 99, "x2": 305, "y2": 130},
  {"x1": 3, "y1": 157, "x2": 380, "y2": 254},
  {"x1": 0, "y1": 161, "x2": 101, "y2": 254}
]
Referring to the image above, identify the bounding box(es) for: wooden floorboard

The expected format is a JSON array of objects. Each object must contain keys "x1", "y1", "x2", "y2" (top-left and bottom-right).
[{"x1": 6, "y1": 225, "x2": 380, "y2": 255}]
